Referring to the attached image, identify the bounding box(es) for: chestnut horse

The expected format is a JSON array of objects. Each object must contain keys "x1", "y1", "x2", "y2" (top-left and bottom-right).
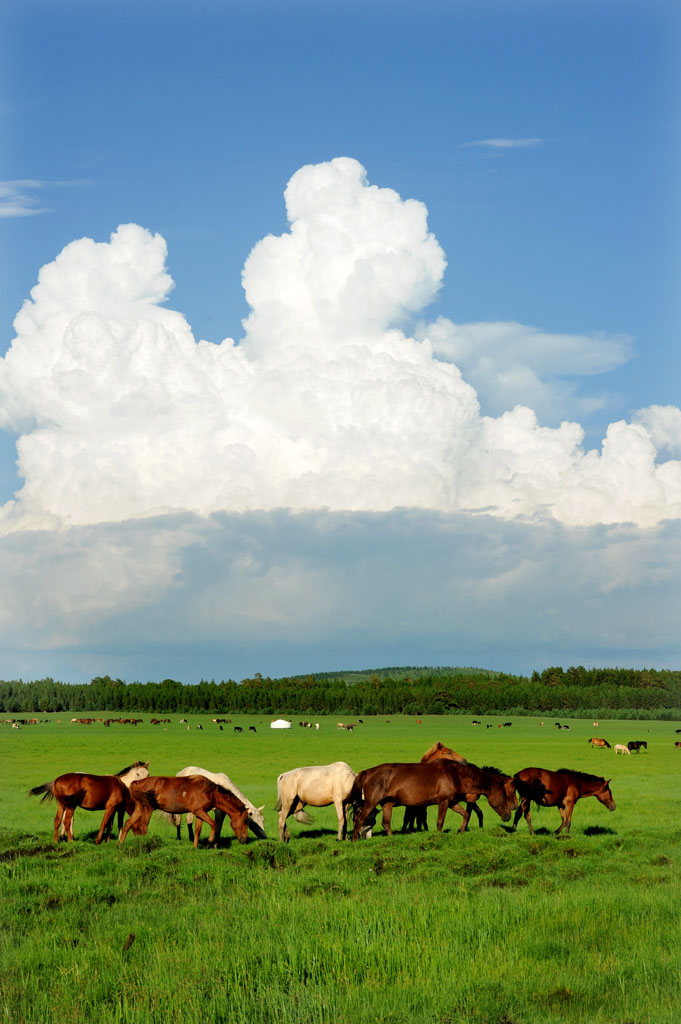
[
  {"x1": 512, "y1": 767, "x2": 615, "y2": 835},
  {"x1": 29, "y1": 761, "x2": 150, "y2": 844},
  {"x1": 119, "y1": 775, "x2": 249, "y2": 847},
  {"x1": 403, "y1": 741, "x2": 485, "y2": 832},
  {"x1": 350, "y1": 761, "x2": 517, "y2": 840},
  {"x1": 589, "y1": 737, "x2": 611, "y2": 749},
  {"x1": 173, "y1": 766, "x2": 266, "y2": 841}
]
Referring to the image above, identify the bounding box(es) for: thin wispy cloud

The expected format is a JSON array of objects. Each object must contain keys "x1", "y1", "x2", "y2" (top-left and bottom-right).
[
  {"x1": 462, "y1": 137, "x2": 543, "y2": 149},
  {"x1": 0, "y1": 179, "x2": 89, "y2": 219}
]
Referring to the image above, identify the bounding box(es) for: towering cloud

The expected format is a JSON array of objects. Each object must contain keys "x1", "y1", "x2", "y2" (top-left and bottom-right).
[{"x1": 1, "y1": 157, "x2": 679, "y2": 532}]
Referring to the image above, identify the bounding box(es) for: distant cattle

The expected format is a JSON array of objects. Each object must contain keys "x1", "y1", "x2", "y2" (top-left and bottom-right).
[
  {"x1": 234, "y1": 726, "x2": 243, "y2": 733},
  {"x1": 249, "y1": 726, "x2": 256, "y2": 733},
  {"x1": 562, "y1": 725, "x2": 571, "y2": 731},
  {"x1": 675, "y1": 741, "x2": 681, "y2": 749}
]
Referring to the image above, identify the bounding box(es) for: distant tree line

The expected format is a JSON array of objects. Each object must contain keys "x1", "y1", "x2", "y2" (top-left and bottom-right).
[{"x1": 0, "y1": 666, "x2": 680, "y2": 718}]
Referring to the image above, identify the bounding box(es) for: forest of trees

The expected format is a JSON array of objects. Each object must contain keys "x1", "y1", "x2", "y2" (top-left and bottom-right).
[{"x1": 1, "y1": 665, "x2": 680, "y2": 719}]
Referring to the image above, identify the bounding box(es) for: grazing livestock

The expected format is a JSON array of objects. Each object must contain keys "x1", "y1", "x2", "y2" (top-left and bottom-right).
[
  {"x1": 675, "y1": 742, "x2": 681, "y2": 749},
  {"x1": 275, "y1": 762, "x2": 364, "y2": 842},
  {"x1": 403, "y1": 741, "x2": 482, "y2": 832},
  {"x1": 589, "y1": 737, "x2": 611, "y2": 749},
  {"x1": 234, "y1": 726, "x2": 243, "y2": 733},
  {"x1": 249, "y1": 726, "x2": 256, "y2": 733},
  {"x1": 627, "y1": 741, "x2": 647, "y2": 753},
  {"x1": 351, "y1": 761, "x2": 517, "y2": 840},
  {"x1": 614, "y1": 744, "x2": 630, "y2": 755},
  {"x1": 120, "y1": 776, "x2": 249, "y2": 847},
  {"x1": 29, "y1": 761, "x2": 150, "y2": 844},
  {"x1": 174, "y1": 766, "x2": 266, "y2": 841},
  {"x1": 512, "y1": 767, "x2": 615, "y2": 836}
]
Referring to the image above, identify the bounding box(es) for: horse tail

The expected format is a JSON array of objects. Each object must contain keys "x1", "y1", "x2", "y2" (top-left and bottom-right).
[
  {"x1": 293, "y1": 809, "x2": 314, "y2": 824},
  {"x1": 28, "y1": 781, "x2": 54, "y2": 802}
]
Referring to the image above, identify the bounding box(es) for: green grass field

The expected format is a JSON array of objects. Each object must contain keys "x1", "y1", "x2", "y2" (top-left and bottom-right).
[{"x1": 2, "y1": 713, "x2": 680, "y2": 1024}]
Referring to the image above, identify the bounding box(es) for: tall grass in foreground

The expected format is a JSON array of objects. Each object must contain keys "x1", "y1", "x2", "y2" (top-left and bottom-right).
[
  {"x1": 2, "y1": 713, "x2": 680, "y2": 1022},
  {"x1": 1, "y1": 828, "x2": 680, "y2": 1024}
]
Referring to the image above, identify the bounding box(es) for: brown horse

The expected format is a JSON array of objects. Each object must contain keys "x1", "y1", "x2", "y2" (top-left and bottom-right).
[
  {"x1": 29, "y1": 761, "x2": 150, "y2": 844},
  {"x1": 403, "y1": 741, "x2": 485, "y2": 832},
  {"x1": 119, "y1": 775, "x2": 249, "y2": 847},
  {"x1": 589, "y1": 737, "x2": 611, "y2": 749},
  {"x1": 512, "y1": 767, "x2": 615, "y2": 835},
  {"x1": 351, "y1": 761, "x2": 517, "y2": 840}
]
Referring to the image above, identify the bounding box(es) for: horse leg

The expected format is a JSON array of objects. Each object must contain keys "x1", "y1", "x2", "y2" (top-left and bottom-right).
[
  {"x1": 95, "y1": 800, "x2": 119, "y2": 845},
  {"x1": 53, "y1": 803, "x2": 66, "y2": 844},
  {"x1": 455, "y1": 801, "x2": 472, "y2": 834},
  {"x1": 61, "y1": 807, "x2": 76, "y2": 842},
  {"x1": 186, "y1": 812, "x2": 195, "y2": 843},
  {"x1": 436, "y1": 800, "x2": 449, "y2": 832},
  {"x1": 352, "y1": 800, "x2": 378, "y2": 841},
  {"x1": 470, "y1": 800, "x2": 484, "y2": 828},
  {"x1": 118, "y1": 804, "x2": 149, "y2": 844},
  {"x1": 213, "y1": 808, "x2": 226, "y2": 843},
  {"x1": 279, "y1": 797, "x2": 299, "y2": 842},
  {"x1": 381, "y1": 802, "x2": 395, "y2": 836},
  {"x1": 192, "y1": 810, "x2": 215, "y2": 847},
  {"x1": 512, "y1": 798, "x2": 533, "y2": 834},
  {"x1": 334, "y1": 797, "x2": 346, "y2": 840},
  {"x1": 555, "y1": 799, "x2": 574, "y2": 835}
]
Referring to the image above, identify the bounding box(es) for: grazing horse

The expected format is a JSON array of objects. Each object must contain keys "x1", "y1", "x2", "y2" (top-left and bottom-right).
[
  {"x1": 351, "y1": 761, "x2": 517, "y2": 840},
  {"x1": 512, "y1": 767, "x2": 615, "y2": 836},
  {"x1": 276, "y1": 762, "x2": 366, "y2": 842},
  {"x1": 119, "y1": 776, "x2": 249, "y2": 847},
  {"x1": 29, "y1": 761, "x2": 150, "y2": 844},
  {"x1": 627, "y1": 741, "x2": 647, "y2": 753},
  {"x1": 614, "y1": 744, "x2": 630, "y2": 755},
  {"x1": 589, "y1": 737, "x2": 611, "y2": 749},
  {"x1": 403, "y1": 742, "x2": 485, "y2": 832},
  {"x1": 173, "y1": 766, "x2": 266, "y2": 841}
]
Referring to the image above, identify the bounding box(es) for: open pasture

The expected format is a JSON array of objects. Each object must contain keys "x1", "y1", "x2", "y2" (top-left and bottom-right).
[{"x1": 2, "y1": 713, "x2": 680, "y2": 1023}]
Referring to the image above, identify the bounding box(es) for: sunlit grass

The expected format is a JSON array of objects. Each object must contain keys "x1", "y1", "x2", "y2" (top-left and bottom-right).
[{"x1": 2, "y1": 712, "x2": 680, "y2": 1022}]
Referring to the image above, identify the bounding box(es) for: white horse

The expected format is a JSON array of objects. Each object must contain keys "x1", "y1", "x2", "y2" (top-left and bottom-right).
[
  {"x1": 614, "y1": 744, "x2": 630, "y2": 756},
  {"x1": 174, "y1": 766, "x2": 267, "y2": 840},
  {"x1": 275, "y1": 761, "x2": 369, "y2": 842}
]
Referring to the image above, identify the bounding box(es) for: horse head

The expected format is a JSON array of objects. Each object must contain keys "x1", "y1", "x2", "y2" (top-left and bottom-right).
[
  {"x1": 598, "y1": 779, "x2": 616, "y2": 812},
  {"x1": 486, "y1": 771, "x2": 517, "y2": 821}
]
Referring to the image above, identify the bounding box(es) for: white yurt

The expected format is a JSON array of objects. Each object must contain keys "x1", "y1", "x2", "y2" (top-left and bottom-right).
[{"x1": 270, "y1": 718, "x2": 292, "y2": 729}]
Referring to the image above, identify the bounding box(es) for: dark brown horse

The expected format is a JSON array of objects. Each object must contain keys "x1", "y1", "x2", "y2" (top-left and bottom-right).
[
  {"x1": 29, "y1": 761, "x2": 149, "y2": 844},
  {"x1": 351, "y1": 761, "x2": 517, "y2": 840},
  {"x1": 119, "y1": 775, "x2": 249, "y2": 847},
  {"x1": 512, "y1": 767, "x2": 615, "y2": 835},
  {"x1": 403, "y1": 741, "x2": 485, "y2": 832}
]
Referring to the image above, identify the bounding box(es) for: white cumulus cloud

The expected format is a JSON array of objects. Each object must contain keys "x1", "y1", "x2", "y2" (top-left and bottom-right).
[{"x1": 1, "y1": 156, "x2": 679, "y2": 533}]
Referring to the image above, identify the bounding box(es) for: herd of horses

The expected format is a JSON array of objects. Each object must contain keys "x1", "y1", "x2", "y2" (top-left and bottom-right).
[{"x1": 28, "y1": 740, "x2": 616, "y2": 847}]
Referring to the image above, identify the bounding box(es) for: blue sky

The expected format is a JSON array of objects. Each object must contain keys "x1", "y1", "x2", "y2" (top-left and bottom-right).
[{"x1": 0, "y1": 0, "x2": 679, "y2": 684}]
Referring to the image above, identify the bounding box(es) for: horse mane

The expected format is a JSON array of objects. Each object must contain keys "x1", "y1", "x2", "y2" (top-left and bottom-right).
[
  {"x1": 421, "y1": 742, "x2": 447, "y2": 761},
  {"x1": 556, "y1": 769, "x2": 605, "y2": 782},
  {"x1": 115, "y1": 762, "x2": 144, "y2": 777},
  {"x1": 216, "y1": 784, "x2": 247, "y2": 810},
  {"x1": 479, "y1": 765, "x2": 509, "y2": 779}
]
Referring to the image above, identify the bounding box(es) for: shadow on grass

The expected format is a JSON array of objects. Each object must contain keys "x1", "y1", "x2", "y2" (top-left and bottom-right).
[{"x1": 583, "y1": 825, "x2": 617, "y2": 836}]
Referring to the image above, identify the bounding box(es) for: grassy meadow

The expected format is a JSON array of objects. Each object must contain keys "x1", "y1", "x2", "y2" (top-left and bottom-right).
[{"x1": 1, "y1": 712, "x2": 680, "y2": 1024}]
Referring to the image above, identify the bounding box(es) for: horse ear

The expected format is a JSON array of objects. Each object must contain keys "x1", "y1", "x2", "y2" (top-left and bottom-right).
[
  {"x1": 604, "y1": 779, "x2": 611, "y2": 786},
  {"x1": 257, "y1": 805, "x2": 265, "y2": 813}
]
